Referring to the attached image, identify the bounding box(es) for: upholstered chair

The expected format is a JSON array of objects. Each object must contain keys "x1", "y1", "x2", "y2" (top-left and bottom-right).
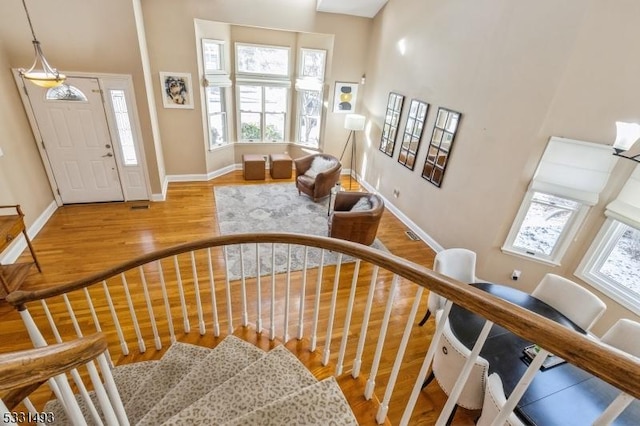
[
  {"x1": 418, "y1": 248, "x2": 477, "y2": 326},
  {"x1": 294, "y1": 154, "x2": 342, "y2": 201},
  {"x1": 328, "y1": 192, "x2": 384, "y2": 246},
  {"x1": 423, "y1": 310, "x2": 489, "y2": 424},
  {"x1": 531, "y1": 273, "x2": 606, "y2": 331},
  {"x1": 476, "y1": 373, "x2": 525, "y2": 426}
]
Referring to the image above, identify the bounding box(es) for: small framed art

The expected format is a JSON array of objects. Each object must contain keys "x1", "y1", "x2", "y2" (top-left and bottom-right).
[
  {"x1": 333, "y1": 81, "x2": 358, "y2": 113},
  {"x1": 159, "y1": 72, "x2": 194, "y2": 109}
]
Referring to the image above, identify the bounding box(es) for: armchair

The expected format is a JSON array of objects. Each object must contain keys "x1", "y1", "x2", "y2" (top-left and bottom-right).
[
  {"x1": 328, "y1": 192, "x2": 384, "y2": 246},
  {"x1": 294, "y1": 154, "x2": 342, "y2": 201}
]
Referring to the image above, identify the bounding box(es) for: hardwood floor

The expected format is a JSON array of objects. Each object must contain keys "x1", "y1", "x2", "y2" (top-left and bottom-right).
[{"x1": 0, "y1": 171, "x2": 478, "y2": 425}]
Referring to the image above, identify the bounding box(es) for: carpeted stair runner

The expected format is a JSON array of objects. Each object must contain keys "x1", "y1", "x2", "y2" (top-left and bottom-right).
[
  {"x1": 137, "y1": 336, "x2": 264, "y2": 426},
  {"x1": 42, "y1": 335, "x2": 358, "y2": 425}
]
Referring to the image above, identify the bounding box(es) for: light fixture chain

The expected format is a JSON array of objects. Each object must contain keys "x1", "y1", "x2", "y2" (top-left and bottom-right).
[{"x1": 21, "y1": 0, "x2": 38, "y2": 41}]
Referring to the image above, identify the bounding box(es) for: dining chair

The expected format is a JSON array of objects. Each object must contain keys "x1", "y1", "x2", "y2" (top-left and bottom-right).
[
  {"x1": 423, "y1": 310, "x2": 489, "y2": 424},
  {"x1": 476, "y1": 373, "x2": 525, "y2": 426},
  {"x1": 418, "y1": 248, "x2": 477, "y2": 326},
  {"x1": 531, "y1": 273, "x2": 606, "y2": 331},
  {"x1": 593, "y1": 319, "x2": 640, "y2": 425}
]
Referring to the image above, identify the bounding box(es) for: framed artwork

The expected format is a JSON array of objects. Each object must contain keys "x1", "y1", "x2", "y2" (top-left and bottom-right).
[
  {"x1": 398, "y1": 99, "x2": 429, "y2": 170},
  {"x1": 421, "y1": 107, "x2": 462, "y2": 187},
  {"x1": 159, "y1": 72, "x2": 194, "y2": 109},
  {"x1": 379, "y1": 92, "x2": 405, "y2": 157},
  {"x1": 333, "y1": 81, "x2": 358, "y2": 113}
]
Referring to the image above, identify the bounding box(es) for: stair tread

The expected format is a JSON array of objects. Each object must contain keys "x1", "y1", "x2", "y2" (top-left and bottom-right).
[
  {"x1": 162, "y1": 345, "x2": 317, "y2": 425},
  {"x1": 137, "y1": 335, "x2": 265, "y2": 426},
  {"x1": 124, "y1": 342, "x2": 212, "y2": 424},
  {"x1": 111, "y1": 360, "x2": 159, "y2": 406},
  {"x1": 222, "y1": 377, "x2": 358, "y2": 426}
]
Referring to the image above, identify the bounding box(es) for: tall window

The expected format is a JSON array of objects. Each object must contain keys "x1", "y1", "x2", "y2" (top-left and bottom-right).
[
  {"x1": 502, "y1": 137, "x2": 617, "y2": 265},
  {"x1": 236, "y1": 43, "x2": 290, "y2": 142},
  {"x1": 577, "y1": 165, "x2": 640, "y2": 314},
  {"x1": 295, "y1": 49, "x2": 326, "y2": 147},
  {"x1": 202, "y1": 39, "x2": 230, "y2": 149}
]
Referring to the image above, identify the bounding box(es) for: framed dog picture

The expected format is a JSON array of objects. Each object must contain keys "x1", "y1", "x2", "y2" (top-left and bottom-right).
[
  {"x1": 159, "y1": 72, "x2": 194, "y2": 109},
  {"x1": 333, "y1": 81, "x2": 359, "y2": 113}
]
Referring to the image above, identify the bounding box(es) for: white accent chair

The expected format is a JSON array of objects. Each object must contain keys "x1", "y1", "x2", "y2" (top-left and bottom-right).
[
  {"x1": 418, "y1": 248, "x2": 477, "y2": 326},
  {"x1": 476, "y1": 373, "x2": 525, "y2": 426},
  {"x1": 531, "y1": 273, "x2": 606, "y2": 331},
  {"x1": 423, "y1": 310, "x2": 489, "y2": 424},
  {"x1": 593, "y1": 319, "x2": 640, "y2": 425}
]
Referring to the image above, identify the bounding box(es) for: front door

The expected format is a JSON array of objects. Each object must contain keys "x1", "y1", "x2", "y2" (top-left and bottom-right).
[{"x1": 24, "y1": 77, "x2": 124, "y2": 203}]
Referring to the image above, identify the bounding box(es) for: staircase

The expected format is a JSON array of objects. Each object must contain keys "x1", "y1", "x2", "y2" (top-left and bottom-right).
[{"x1": 44, "y1": 335, "x2": 358, "y2": 425}]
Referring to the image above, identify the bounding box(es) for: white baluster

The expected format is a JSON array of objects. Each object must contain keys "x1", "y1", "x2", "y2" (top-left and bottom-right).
[
  {"x1": 593, "y1": 392, "x2": 635, "y2": 426},
  {"x1": 222, "y1": 246, "x2": 234, "y2": 334},
  {"x1": 69, "y1": 368, "x2": 103, "y2": 426},
  {"x1": 40, "y1": 300, "x2": 62, "y2": 343},
  {"x1": 297, "y1": 246, "x2": 309, "y2": 340},
  {"x1": 239, "y1": 245, "x2": 248, "y2": 326},
  {"x1": 173, "y1": 255, "x2": 191, "y2": 333},
  {"x1": 53, "y1": 373, "x2": 88, "y2": 426},
  {"x1": 322, "y1": 253, "x2": 343, "y2": 366},
  {"x1": 336, "y1": 259, "x2": 360, "y2": 375},
  {"x1": 86, "y1": 361, "x2": 118, "y2": 426},
  {"x1": 270, "y1": 243, "x2": 276, "y2": 341},
  {"x1": 83, "y1": 288, "x2": 113, "y2": 367},
  {"x1": 156, "y1": 261, "x2": 176, "y2": 343},
  {"x1": 62, "y1": 294, "x2": 83, "y2": 337},
  {"x1": 365, "y1": 275, "x2": 399, "y2": 399},
  {"x1": 21, "y1": 397, "x2": 37, "y2": 417},
  {"x1": 206, "y1": 248, "x2": 220, "y2": 336},
  {"x1": 376, "y1": 286, "x2": 424, "y2": 424},
  {"x1": 283, "y1": 244, "x2": 292, "y2": 342},
  {"x1": 353, "y1": 265, "x2": 379, "y2": 378},
  {"x1": 102, "y1": 280, "x2": 129, "y2": 356},
  {"x1": 310, "y1": 249, "x2": 325, "y2": 352},
  {"x1": 401, "y1": 301, "x2": 453, "y2": 425},
  {"x1": 255, "y1": 243, "x2": 262, "y2": 333},
  {"x1": 120, "y1": 273, "x2": 146, "y2": 353},
  {"x1": 96, "y1": 353, "x2": 129, "y2": 426},
  {"x1": 139, "y1": 266, "x2": 162, "y2": 349},
  {"x1": 189, "y1": 252, "x2": 206, "y2": 335}
]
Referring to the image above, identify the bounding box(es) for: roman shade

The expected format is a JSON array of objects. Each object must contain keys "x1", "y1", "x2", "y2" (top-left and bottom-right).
[
  {"x1": 605, "y1": 164, "x2": 640, "y2": 229},
  {"x1": 529, "y1": 137, "x2": 618, "y2": 205}
]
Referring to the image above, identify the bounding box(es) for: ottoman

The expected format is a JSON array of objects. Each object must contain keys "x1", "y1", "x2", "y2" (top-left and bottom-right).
[
  {"x1": 269, "y1": 153, "x2": 292, "y2": 179},
  {"x1": 243, "y1": 154, "x2": 265, "y2": 180}
]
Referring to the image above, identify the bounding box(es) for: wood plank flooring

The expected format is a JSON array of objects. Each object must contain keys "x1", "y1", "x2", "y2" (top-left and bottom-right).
[{"x1": 0, "y1": 171, "x2": 478, "y2": 425}]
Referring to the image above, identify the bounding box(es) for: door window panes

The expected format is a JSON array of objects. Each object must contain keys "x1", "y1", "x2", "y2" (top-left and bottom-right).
[{"x1": 109, "y1": 89, "x2": 137, "y2": 166}]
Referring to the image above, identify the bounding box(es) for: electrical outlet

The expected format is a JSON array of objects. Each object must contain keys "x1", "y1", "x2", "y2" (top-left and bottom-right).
[
  {"x1": 511, "y1": 270, "x2": 521, "y2": 280},
  {"x1": 393, "y1": 189, "x2": 400, "y2": 198}
]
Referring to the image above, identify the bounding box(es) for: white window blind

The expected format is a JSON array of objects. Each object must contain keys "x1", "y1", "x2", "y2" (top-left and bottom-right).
[
  {"x1": 530, "y1": 137, "x2": 617, "y2": 205},
  {"x1": 606, "y1": 164, "x2": 640, "y2": 229}
]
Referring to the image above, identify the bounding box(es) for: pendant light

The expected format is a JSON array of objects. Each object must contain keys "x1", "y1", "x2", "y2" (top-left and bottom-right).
[{"x1": 18, "y1": 0, "x2": 66, "y2": 88}]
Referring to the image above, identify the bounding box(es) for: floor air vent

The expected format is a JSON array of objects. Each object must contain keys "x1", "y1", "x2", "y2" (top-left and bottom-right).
[
  {"x1": 405, "y1": 230, "x2": 421, "y2": 241},
  {"x1": 131, "y1": 204, "x2": 150, "y2": 210}
]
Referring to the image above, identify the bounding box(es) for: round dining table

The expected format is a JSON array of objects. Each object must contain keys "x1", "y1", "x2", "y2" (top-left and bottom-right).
[{"x1": 447, "y1": 282, "x2": 640, "y2": 426}]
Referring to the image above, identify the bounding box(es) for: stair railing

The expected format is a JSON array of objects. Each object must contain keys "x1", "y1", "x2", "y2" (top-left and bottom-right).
[
  {"x1": 0, "y1": 332, "x2": 128, "y2": 426},
  {"x1": 4, "y1": 233, "x2": 640, "y2": 425}
]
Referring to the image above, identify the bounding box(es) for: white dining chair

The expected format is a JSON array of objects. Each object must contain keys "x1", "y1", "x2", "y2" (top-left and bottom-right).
[
  {"x1": 418, "y1": 248, "x2": 477, "y2": 326},
  {"x1": 531, "y1": 273, "x2": 606, "y2": 331},
  {"x1": 423, "y1": 310, "x2": 489, "y2": 424},
  {"x1": 476, "y1": 373, "x2": 525, "y2": 426},
  {"x1": 593, "y1": 319, "x2": 640, "y2": 425}
]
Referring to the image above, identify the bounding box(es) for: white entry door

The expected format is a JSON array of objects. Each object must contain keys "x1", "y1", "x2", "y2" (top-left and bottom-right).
[{"x1": 25, "y1": 77, "x2": 124, "y2": 203}]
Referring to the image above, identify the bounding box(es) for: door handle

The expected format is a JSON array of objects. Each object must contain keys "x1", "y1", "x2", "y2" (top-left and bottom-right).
[{"x1": 102, "y1": 153, "x2": 113, "y2": 158}]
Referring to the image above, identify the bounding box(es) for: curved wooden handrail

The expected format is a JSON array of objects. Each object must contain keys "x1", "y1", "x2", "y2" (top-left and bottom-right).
[
  {"x1": 5, "y1": 233, "x2": 640, "y2": 400},
  {"x1": 0, "y1": 332, "x2": 108, "y2": 392}
]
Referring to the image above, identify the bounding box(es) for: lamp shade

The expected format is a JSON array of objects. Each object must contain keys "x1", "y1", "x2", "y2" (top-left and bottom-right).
[
  {"x1": 614, "y1": 121, "x2": 640, "y2": 152},
  {"x1": 344, "y1": 114, "x2": 365, "y2": 131}
]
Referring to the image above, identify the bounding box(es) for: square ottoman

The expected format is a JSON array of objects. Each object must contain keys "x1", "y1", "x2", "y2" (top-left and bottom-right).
[
  {"x1": 269, "y1": 153, "x2": 293, "y2": 179},
  {"x1": 243, "y1": 154, "x2": 265, "y2": 180}
]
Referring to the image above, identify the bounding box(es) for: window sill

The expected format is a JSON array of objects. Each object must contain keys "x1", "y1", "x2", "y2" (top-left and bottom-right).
[
  {"x1": 500, "y1": 247, "x2": 561, "y2": 267},
  {"x1": 574, "y1": 270, "x2": 640, "y2": 316},
  {"x1": 208, "y1": 143, "x2": 233, "y2": 153}
]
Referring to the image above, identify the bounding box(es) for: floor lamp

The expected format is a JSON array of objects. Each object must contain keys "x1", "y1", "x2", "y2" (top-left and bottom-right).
[{"x1": 339, "y1": 114, "x2": 366, "y2": 189}]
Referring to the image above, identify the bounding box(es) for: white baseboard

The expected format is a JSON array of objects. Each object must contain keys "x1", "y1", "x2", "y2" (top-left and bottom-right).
[
  {"x1": 208, "y1": 164, "x2": 239, "y2": 180},
  {"x1": 0, "y1": 200, "x2": 58, "y2": 264},
  {"x1": 151, "y1": 175, "x2": 169, "y2": 202},
  {"x1": 358, "y1": 178, "x2": 444, "y2": 252},
  {"x1": 167, "y1": 174, "x2": 209, "y2": 182}
]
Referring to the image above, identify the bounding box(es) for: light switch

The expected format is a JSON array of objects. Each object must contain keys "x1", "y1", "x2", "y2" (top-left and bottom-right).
[{"x1": 0, "y1": 147, "x2": 4, "y2": 157}]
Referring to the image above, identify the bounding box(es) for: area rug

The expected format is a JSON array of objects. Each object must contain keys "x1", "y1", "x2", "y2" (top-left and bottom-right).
[{"x1": 214, "y1": 183, "x2": 386, "y2": 279}]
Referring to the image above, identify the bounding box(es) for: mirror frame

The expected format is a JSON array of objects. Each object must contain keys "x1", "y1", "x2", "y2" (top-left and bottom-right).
[
  {"x1": 397, "y1": 99, "x2": 429, "y2": 170},
  {"x1": 379, "y1": 92, "x2": 405, "y2": 157},
  {"x1": 421, "y1": 107, "x2": 461, "y2": 187}
]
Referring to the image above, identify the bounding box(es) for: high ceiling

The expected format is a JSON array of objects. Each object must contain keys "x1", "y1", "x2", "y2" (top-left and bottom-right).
[{"x1": 316, "y1": 0, "x2": 388, "y2": 18}]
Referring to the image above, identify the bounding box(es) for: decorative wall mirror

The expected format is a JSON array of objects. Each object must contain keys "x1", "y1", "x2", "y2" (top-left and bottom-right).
[
  {"x1": 422, "y1": 107, "x2": 461, "y2": 187},
  {"x1": 397, "y1": 99, "x2": 429, "y2": 170},
  {"x1": 379, "y1": 92, "x2": 404, "y2": 156}
]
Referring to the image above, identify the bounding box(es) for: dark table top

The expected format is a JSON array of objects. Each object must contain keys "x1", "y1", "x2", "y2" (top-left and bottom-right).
[{"x1": 448, "y1": 282, "x2": 640, "y2": 426}]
